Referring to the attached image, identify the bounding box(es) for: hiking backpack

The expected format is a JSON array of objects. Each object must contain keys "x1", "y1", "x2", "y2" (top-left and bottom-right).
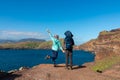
[{"x1": 64, "y1": 37, "x2": 74, "y2": 50}]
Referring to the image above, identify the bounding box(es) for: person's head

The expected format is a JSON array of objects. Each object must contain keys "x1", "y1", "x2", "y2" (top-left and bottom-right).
[
  {"x1": 64, "y1": 30, "x2": 73, "y2": 37},
  {"x1": 54, "y1": 35, "x2": 59, "y2": 39}
]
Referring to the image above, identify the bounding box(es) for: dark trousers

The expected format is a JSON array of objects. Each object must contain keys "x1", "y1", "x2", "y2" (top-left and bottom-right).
[
  {"x1": 51, "y1": 50, "x2": 58, "y2": 64},
  {"x1": 65, "y1": 50, "x2": 72, "y2": 68}
]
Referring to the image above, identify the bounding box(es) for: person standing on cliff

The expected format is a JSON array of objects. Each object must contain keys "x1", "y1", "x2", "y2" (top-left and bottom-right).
[
  {"x1": 64, "y1": 31, "x2": 74, "y2": 70},
  {"x1": 45, "y1": 29, "x2": 65, "y2": 67}
]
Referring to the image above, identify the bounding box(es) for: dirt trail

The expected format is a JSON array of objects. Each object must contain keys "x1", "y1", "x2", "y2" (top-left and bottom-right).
[{"x1": 1, "y1": 64, "x2": 120, "y2": 80}]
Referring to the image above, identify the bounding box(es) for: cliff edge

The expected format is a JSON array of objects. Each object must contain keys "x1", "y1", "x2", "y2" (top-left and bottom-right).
[
  {"x1": 79, "y1": 28, "x2": 120, "y2": 60},
  {"x1": 1, "y1": 64, "x2": 119, "y2": 80}
]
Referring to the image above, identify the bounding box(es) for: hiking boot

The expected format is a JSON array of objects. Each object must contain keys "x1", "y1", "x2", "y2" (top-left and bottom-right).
[
  {"x1": 54, "y1": 64, "x2": 57, "y2": 67},
  {"x1": 69, "y1": 67, "x2": 73, "y2": 70},
  {"x1": 45, "y1": 55, "x2": 50, "y2": 60}
]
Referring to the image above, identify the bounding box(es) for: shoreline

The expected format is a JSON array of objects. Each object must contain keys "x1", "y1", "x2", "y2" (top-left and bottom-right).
[
  {"x1": 0, "y1": 49, "x2": 95, "y2": 72},
  {"x1": 1, "y1": 63, "x2": 119, "y2": 80}
]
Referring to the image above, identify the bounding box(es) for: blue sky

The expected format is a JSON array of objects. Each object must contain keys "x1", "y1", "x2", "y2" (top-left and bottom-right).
[{"x1": 0, "y1": 0, "x2": 120, "y2": 45}]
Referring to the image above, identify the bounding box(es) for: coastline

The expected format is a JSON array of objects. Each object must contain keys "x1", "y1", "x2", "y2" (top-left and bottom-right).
[{"x1": 1, "y1": 63, "x2": 120, "y2": 80}]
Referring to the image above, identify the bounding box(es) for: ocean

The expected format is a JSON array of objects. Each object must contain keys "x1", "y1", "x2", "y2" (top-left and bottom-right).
[{"x1": 0, "y1": 49, "x2": 95, "y2": 72}]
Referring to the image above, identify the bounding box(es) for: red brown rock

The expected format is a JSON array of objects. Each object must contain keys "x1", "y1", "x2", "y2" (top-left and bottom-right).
[
  {"x1": 79, "y1": 28, "x2": 120, "y2": 60},
  {"x1": 1, "y1": 64, "x2": 119, "y2": 80}
]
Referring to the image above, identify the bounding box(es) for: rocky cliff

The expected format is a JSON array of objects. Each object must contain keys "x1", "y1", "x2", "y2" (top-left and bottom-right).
[
  {"x1": 1, "y1": 64, "x2": 119, "y2": 80},
  {"x1": 79, "y1": 28, "x2": 120, "y2": 60}
]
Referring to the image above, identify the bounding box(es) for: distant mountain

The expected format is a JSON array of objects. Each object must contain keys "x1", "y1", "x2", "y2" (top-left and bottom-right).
[
  {"x1": 18, "y1": 38, "x2": 46, "y2": 42},
  {"x1": 0, "y1": 38, "x2": 46, "y2": 44},
  {"x1": 0, "y1": 38, "x2": 46, "y2": 49},
  {"x1": 0, "y1": 38, "x2": 63, "y2": 49},
  {"x1": 0, "y1": 39, "x2": 16, "y2": 44}
]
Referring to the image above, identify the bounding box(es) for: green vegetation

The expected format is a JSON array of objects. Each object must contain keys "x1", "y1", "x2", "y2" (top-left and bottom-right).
[
  {"x1": 0, "y1": 39, "x2": 64, "y2": 49},
  {"x1": 0, "y1": 42, "x2": 42, "y2": 49},
  {"x1": 99, "y1": 30, "x2": 109, "y2": 35},
  {"x1": 38, "y1": 41, "x2": 52, "y2": 49},
  {"x1": 99, "y1": 30, "x2": 118, "y2": 35},
  {"x1": 38, "y1": 38, "x2": 64, "y2": 49},
  {"x1": 24, "y1": 42, "x2": 41, "y2": 48},
  {"x1": 92, "y1": 56, "x2": 120, "y2": 71}
]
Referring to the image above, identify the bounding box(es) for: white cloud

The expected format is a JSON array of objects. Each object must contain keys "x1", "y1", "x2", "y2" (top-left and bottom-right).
[{"x1": 0, "y1": 30, "x2": 48, "y2": 40}]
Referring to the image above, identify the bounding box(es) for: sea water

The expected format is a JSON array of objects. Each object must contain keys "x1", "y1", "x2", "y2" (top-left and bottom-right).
[{"x1": 0, "y1": 49, "x2": 95, "y2": 72}]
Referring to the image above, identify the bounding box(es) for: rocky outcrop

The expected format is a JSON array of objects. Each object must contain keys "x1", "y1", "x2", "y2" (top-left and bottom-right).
[
  {"x1": 1, "y1": 64, "x2": 118, "y2": 80},
  {"x1": 0, "y1": 71, "x2": 8, "y2": 78},
  {"x1": 103, "y1": 64, "x2": 120, "y2": 79},
  {"x1": 79, "y1": 28, "x2": 120, "y2": 60},
  {"x1": 19, "y1": 67, "x2": 29, "y2": 71}
]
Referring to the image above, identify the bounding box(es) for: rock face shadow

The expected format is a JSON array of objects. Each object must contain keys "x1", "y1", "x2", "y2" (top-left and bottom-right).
[
  {"x1": 72, "y1": 65, "x2": 86, "y2": 70},
  {"x1": 54, "y1": 64, "x2": 86, "y2": 70},
  {"x1": 1, "y1": 73, "x2": 22, "y2": 80}
]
